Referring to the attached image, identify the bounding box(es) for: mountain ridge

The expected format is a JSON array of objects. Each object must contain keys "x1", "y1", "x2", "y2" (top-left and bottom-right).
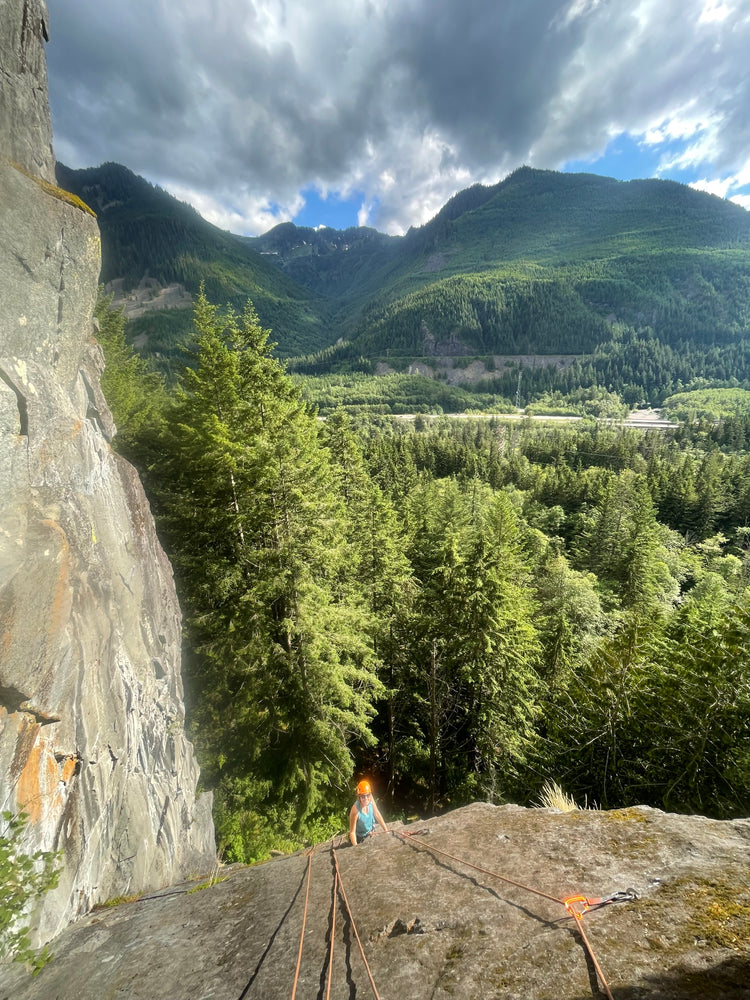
[
  {"x1": 55, "y1": 161, "x2": 333, "y2": 362},
  {"x1": 57, "y1": 162, "x2": 750, "y2": 383}
]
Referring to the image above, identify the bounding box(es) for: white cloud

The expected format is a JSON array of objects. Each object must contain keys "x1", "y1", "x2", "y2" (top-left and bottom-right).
[
  {"x1": 689, "y1": 177, "x2": 734, "y2": 198},
  {"x1": 46, "y1": 0, "x2": 750, "y2": 235},
  {"x1": 166, "y1": 183, "x2": 306, "y2": 236},
  {"x1": 644, "y1": 112, "x2": 706, "y2": 148},
  {"x1": 698, "y1": 0, "x2": 734, "y2": 24},
  {"x1": 688, "y1": 155, "x2": 750, "y2": 206},
  {"x1": 357, "y1": 201, "x2": 376, "y2": 228}
]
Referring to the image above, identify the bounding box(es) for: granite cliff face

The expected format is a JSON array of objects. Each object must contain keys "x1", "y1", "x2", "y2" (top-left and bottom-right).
[
  {"x1": 0, "y1": 0, "x2": 54, "y2": 183},
  {"x1": 0, "y1": 0, "x2": 215, "y2": 948}
]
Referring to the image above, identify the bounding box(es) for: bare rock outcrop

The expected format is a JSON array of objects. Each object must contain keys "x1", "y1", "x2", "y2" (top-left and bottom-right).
[
  {"x1": 0, "y1": 0, "x2": 215, "y2": 948},
  {"x1": 0, "y1": 0, "x2": 54, "y2": 182},
  {"x1": 0, "y1": 803, "x2": 747, "y2": 999}
]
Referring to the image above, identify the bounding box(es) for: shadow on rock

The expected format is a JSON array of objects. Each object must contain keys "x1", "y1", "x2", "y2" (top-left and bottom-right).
[{"x1": 573, "y1": 954, "x2": 750, "y2": 1000}]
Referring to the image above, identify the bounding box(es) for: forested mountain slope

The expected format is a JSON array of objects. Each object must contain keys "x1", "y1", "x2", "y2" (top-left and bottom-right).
[
  {"x1": 244, "y1": 220, "x2": 401, "y2": 303},
  {"x1": 89, "y1": 279, "x2": 750, "y2": 915},
  {"x1": 328, "y1": 166, "x2": 750, "y2": 360},
  {"x1": 55, "y1": 162, "x2": 332, "y2": 364},
  {"x1": 58, "y1": 163, "x2": 750, "y2": 387}
]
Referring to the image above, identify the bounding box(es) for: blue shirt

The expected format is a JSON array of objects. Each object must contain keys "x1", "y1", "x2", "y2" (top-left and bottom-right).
[{"x1": 355, "y1": 800, "x2": 375, "y2": 840}]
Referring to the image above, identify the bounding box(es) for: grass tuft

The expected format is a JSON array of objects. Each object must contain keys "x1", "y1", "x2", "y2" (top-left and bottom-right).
[{"x1": 535, "y1": 780, "x2": 581, "y2": 812}]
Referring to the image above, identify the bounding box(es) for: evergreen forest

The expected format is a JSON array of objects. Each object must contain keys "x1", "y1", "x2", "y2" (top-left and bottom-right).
[{"x1": 96, "y1": 290, "x2": 750, "y2": 863}]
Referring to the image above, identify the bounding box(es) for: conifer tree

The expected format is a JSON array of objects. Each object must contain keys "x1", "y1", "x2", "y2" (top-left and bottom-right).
[
  {"x1": 533, "y1": 553, "x2": 607, "y2": 687},
  {"x1": 576, "y1": 469, "x2": 680, "y2": 614},
  {"x1": 322, "y1": 411, "x2": 414, "y2": 796},
  {"x1": 94, "y1": 289, "x2": 168, "y2": 457},
  {"x1": 641, "y1": 575, "x2": 750, "y2": 815},
  {"x1": 546, "y1": 582, "x2": 750, "y2": 817},
  {"x1": 398, "y1": 478, "x2": 542, "y2": 807},
  {"x1": 155, "y1": 290, "x2": 382, "y2": 857},
  {"x1": 456, "y1": 488, "x2": 543, "y2": 801}
]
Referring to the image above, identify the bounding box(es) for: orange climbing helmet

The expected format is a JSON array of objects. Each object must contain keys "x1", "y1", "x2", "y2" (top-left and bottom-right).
[{"x1": 356, "y1": 779, "x2": 372, "y2": 796}]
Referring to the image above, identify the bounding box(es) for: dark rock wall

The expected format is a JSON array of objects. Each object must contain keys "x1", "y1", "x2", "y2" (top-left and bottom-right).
[
  {"x1": 0, "y1": 1, "x2": 54, "y2": 182},
  {"x1": 0, "y1": 0, "x2": 215, "y2": 947}
]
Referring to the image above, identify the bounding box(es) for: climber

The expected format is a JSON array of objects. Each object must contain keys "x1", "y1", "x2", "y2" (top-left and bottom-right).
[{"x1": 349, "y1": 779, "x2": 388, "y2": 845}]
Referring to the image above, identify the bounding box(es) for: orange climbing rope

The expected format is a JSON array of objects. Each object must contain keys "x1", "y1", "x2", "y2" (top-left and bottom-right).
[
  {"x1": 241, "y1": 837, "x2": 382, "y2": 1000},
  {"x1": 325, "y1": 865, "x2": 339, "y2": 1000},
  {"x1": 249, "y1": 829, "x2": 620, "y2": 1000},
  {"x1": 395, "y1": 830, "x2": 565, "y2": 905},
  {"x1": 290, "y1": 848, "x2": 314, "y2": 1000},
  {"x1": 332, "y1": 846, "x2": 383, "y2": 1000},
  {"x1": 395, "y1": 830, "x2": 615, "y2": 1000},
  {"x1": 563, "y1": 895, "x2": 615, "y2": 1000}
]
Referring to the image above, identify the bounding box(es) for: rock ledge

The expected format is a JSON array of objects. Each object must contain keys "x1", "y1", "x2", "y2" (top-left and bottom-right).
[{"x1": 1, "y1": 803, "x2": 747, "y2": 999}]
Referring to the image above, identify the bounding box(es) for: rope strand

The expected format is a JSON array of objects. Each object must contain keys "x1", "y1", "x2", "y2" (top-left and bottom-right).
[
  {"x1": 565, "y1": 902, "x2": 615, "y2": 1000},
  {"x1": 395, "y1": 830, "x2": 615, "y2": 1000},
  {"x1": 332, "y1": 847, "x2": 383, "y2": 1000},
  {"x1": 325, "y1": 869, "x2": 339, "y2": 1000},
  {"x1": 290, "y1": 849, "x2": 313, "y2": 1000},
  {"x1": 394, "y1": 830, "x2": 564, "y2": 905},
  {"x1": 244, "y1": 827, "x2": 618, "y2": 1000}
]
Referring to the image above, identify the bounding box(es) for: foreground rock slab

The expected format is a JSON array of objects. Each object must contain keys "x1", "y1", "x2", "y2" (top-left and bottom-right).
[{"x1": 1, "y1": 803, "x2": 748, "y2": 999}]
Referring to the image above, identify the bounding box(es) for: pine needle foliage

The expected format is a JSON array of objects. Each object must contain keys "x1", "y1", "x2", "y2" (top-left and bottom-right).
[
  {"x1": 94, "y1": 288, "x2": 168, "y2": 454},
  {"x1": 153, "y1": 289, "x2": 383, "y2": 859}
]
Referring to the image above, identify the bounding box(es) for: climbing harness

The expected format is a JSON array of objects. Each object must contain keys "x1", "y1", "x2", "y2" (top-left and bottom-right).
[{"x1": 394, "y1": 829, "x2": 636, "y2": 1000}]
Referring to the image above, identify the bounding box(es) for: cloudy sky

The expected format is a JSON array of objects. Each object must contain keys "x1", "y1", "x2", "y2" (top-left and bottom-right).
[{"x1": 46, "y1": 0, "x2": 750, "y2": 236}]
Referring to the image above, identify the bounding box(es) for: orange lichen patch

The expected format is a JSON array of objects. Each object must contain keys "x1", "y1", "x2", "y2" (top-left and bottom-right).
[
  {"x1": 50, "y1": 755, "x2": 80, "y2": 816},
  {"x1": 71, "y1": 419, "x2": 83, "y2": 437},
  {"x1": 60, "y1": 756, "x2": 77, "y2": 784},
  {"x1": 15, "y1": 740, "x2": 75, "y2": 825},
  {"x1": 9, "y1": 714, "x2": 40, "y2": 785},
  {"x1": 16, "y1": 743, "x2": 57, "y2": 823}
]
